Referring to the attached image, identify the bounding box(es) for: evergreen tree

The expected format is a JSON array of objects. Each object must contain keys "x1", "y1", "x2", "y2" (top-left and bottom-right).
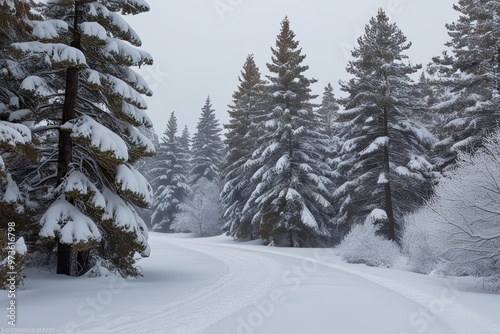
[
  {"x1": 336, "y1": 10, "x2": 436, "y2": 241},
  {"x1": 190, "y1": 96, "x2": 223, "y2": 184},
  {"x1": 179, "y1": 125, "x2": 191, "y2": 164},
  {"x1": 151, "y1": 112, "x2": 190, "y2": 232},
  {"x1": 0, "y1": 1, "x2": 38, "y2": 287},
  {"x1": 221, "y1": 54, "x2": 267, "y2": 239},
  {"x1": 429, "y1": 0, "x2": 500, "y2": 171},
  {"x1": 246, "y1": 17, "x2": 335, "y2": 247},
  {"x1": 318, "y1": 83, "x2": 339, "y2": 138},
  {"x1": 13, "y1": 0, "x2": 154, "y2": 276}
]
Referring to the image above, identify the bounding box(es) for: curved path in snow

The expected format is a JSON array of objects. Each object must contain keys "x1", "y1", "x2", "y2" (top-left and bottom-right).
[
  {"x1": 76, "y1": 236, "x2": 500, "y2": 334},
  {"x1": 77, "y1": 237, "x2": 285, "y2": 334},
  {"x1": 197, "y1": 241, "x2": 500, "y2": 334}
]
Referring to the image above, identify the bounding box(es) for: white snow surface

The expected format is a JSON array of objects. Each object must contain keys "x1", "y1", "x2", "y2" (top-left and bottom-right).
[
  {"x1": 115, "y1": 164, "x2": 153, "y2": 205},
  {"x1": 4, "y1": 234, "x2": 500, "y2": 334},
  {"x1": 0, "y1": 120, "x2": 31, "y2": 147},
  {"x1": 29, "y1": 20, "x2": 68, "y2": 40},
  {"x1": 15, "y1": 237, "x2": 27, "y2": 255},
  {"x1": 3, "y1": 173, "x2": 20, "y2": 202},
  {"x1": 39, "y1": 198, "x2": 102, "y2": 245},
  {"x1": 360, "y1": 136, "x2": 388, "y2": 156},
  {"x1": 79, "y1": 22, "x2": 107, "y2": 41},
  {"x1": 12, "y1": 42, "x2": 87, "y2": 67},
  {"x1": 62, "y1": 116, "x2": 129, "y2": 162},
  {"x1": 20, "y1": 76, "x2": 54, "y2": 97}
]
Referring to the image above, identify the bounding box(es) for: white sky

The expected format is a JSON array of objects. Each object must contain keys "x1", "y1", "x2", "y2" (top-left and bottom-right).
[{"x1": 127, "y1": 0, "x2": 458, "y2": 137}]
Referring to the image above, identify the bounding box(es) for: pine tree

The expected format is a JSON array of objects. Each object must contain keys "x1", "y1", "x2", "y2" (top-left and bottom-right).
[
  {"x1": 246, "y1": 17, "x2": 335, "y2": 247},
  {"x1": 151, "y1": 112, "x2": 190, "y2": 232},
  {"x1": 429, "y1": 0, "x2": 500, "y2": 171},
  {"x1": 12, "y1": 0, "x2": 154, "y2": 276},
  {"x1": 336, "y1": 9, "x2": 436, "y2": 241},
  {"x1": 318, "y1": 83, "x2": 339, "y2": 138},
  {"x1": 221, "y1": 54, "x2": 267, "y2": 239},
  {"x1": 190, "y1": 96, "x2": 223, "y2": 184},
  {"x1": 179, "y1": 125, "x2": 191, "y2": 162}
]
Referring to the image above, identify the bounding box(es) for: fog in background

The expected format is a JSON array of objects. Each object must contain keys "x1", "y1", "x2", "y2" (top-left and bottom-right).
[{"x1": 127, "y1": 0, "x2": 458, "y2": 136}]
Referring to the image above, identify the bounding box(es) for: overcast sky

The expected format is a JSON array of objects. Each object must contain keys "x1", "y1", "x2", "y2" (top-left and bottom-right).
[{"x1": 127, "y1": 0, "x2": 458, "y2": 137}]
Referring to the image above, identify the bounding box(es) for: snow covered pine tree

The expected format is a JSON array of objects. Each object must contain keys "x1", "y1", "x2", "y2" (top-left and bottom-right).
[
  {"x1": 11, "y1": 0, "x2": 154, "y2": 277},
  {"x1": 428, "y1": 0, "x2": 500, "y2": 171},
  {"x1": 246, "y1": 17, "x2": 335, "y2": 247},
  {"x1": 151, "y1": 112, "x2": 190, "y2": 232},
  {"x1": 0, "y1": 0, "x2": 38, "y2": 227},
  {"x1": 221, "y1": 54, "x2": 268, "y2": 240},
  {"x1": 335, "y1": 10, "x2": 436, "y2": 241},
  {"x1": 190, "y1": 96, "x2": 223, "y2": 184}
]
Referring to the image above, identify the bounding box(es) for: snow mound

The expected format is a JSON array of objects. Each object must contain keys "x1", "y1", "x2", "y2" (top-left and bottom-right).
[
  {"x1": 338, "y1": 221, "x2": 400, "y2": 268},
  {"x1": 40, "y1": 198, "x2": 102, "y2": 246}
]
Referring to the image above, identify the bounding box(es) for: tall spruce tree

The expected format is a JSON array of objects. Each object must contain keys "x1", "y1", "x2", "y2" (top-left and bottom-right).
[
  {"x1": 151, "y1": 112, "x2": 190, "y2": 232},
  {"x1": 190, "y1": 96, "x2": 223, "y2": 184},
  {"x1": 179, "y1": 125, "x2": 191, "y2": 162},
  {"x1": 318, "y1": 83, "x2": 339, "y2": 139},
  {"x1": 13, "y1": 0, "x2": 154, "y2": 276},
  {"x1": 221, "y1": 54, "x2": 267, "y2": 239},
  {"x1": 336, "y1": 9, "x2": 436, "y2": 241},
  {"x1": 245, "y1": 17, "x2": 335, "y2": 247},
  {"x1": 429, "y1": 0, "x2": 500, "y2": 171}
]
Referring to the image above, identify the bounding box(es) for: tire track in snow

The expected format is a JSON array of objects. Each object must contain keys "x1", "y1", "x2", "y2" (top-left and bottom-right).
[
  {"x1": 76, "y1": 238, "x2": 284, "y2": 334},
  {"x1": 198, "y1": 242, "x2": 500, "y2": 334}
]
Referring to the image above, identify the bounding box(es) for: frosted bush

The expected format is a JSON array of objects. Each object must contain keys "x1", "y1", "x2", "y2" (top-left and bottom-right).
[
  {"x1": 172, "y1": 178, "x2": 222, "y2": 237},
  {"x1": 402, "y1": 213, "x2": 439, "y2": 274},
  {"x1": 402, "y1": 129, "x2": 500, "y2": 290},
  {"x1": 338, "y1": 221, "x2": 400, "y2": 268}
]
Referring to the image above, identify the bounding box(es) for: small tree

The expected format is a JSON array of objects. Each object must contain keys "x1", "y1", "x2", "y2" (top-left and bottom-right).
[
  {"x1": 190, "y1": 97, "x2": 223, "y2": 184},
  {"x1": 172, "y1": 178, "x2": 222, "y2": 237},
  {"x1": 318, "y1": 83, "x2": 339, "y2": 139}
]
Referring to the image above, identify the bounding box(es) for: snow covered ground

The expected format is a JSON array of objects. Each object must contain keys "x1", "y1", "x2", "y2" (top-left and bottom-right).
[{"x1": 2, "y1": 233, "x2": 500, "y2": 334}]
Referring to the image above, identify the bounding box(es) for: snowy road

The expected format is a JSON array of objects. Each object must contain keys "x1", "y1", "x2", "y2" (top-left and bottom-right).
[
  {"x1": 78, "y1": 236, "x2": 285, "y2": 334},
  {"x1": 12, "y1": 233, "x2": 500, "y2": 334}
]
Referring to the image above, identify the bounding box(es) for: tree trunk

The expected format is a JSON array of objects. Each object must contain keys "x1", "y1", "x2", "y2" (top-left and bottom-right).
[
  {"x1": 56, "y1": 243, "x2": 77, "y2": 276},
  {"x1": 56, "y1": 2, "x2": 82, "y2": 276},
  {"x1": 383, "y1": 107, "x2": 396, "y2": 241}
]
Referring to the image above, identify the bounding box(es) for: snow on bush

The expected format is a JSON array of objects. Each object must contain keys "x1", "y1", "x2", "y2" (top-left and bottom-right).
[
  {"x1": 401, "y1": 213, "x2": 439, "y2": 274},
  {"x1": 338, "y1": 210, "x2": 400, "y2": 267},
  {"x1": 402, "y1": 129, "x2": 500, "y2": 290}
]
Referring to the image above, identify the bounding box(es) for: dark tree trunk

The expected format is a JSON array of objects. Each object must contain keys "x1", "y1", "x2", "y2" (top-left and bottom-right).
[
  {"x1": 56, "y1": 2, "x2": 82, "y2": 276},
  {"x1": 383, "y1": 107, "x2": 396, "y2": 241},
  {"x1": 56, "y1": 243, "x2": 77, "y2": 276}
]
